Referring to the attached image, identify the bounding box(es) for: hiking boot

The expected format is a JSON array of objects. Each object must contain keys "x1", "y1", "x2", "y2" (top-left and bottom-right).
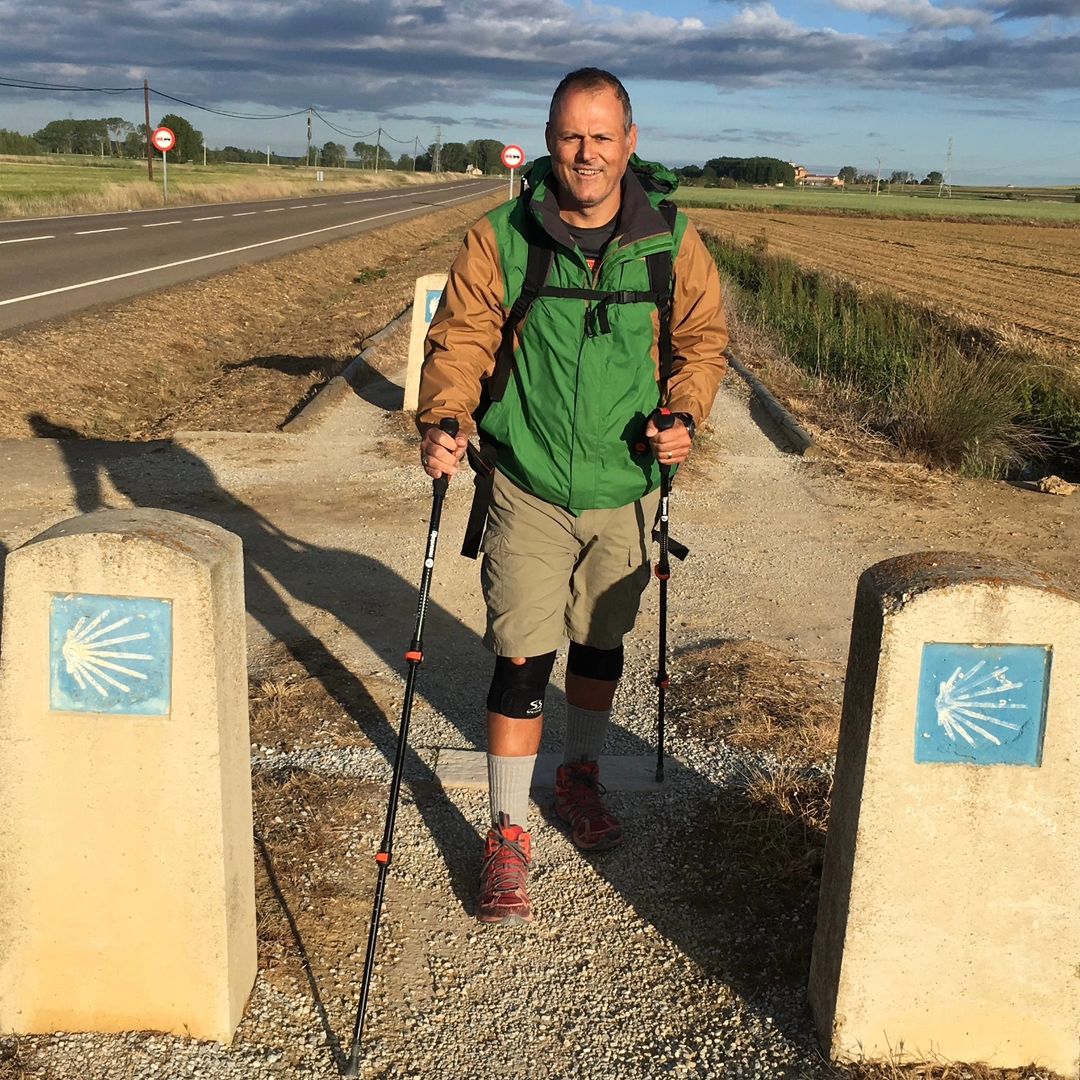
[
  {"x1": 477, "y1": 813, "x2": 533, "y2": 925},
  {"x1": 554, "y1": 760, "x2": 623, "y2": 851}
]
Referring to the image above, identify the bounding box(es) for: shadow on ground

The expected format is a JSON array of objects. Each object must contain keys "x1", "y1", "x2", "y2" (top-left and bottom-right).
[{"x1": 11, "y1": 414, "x2": 822, "y2": 1063}]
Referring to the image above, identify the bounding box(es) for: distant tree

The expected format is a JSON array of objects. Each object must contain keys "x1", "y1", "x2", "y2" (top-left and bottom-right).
[
  {"x1": 678, "y1": 164, "x2": 704, "y2": 179},
  {"x1": 466, "y1": 139, "x2": 504, "y2": 174},
  {"x1": 889, "y1": 169, "x2": 913, "y2": 185},
  {"x1": 702, "y1": 165, "x2": 717, "y2": 181},
  {"x1": 352, "y1": 141, "x2": 378, "y2": 167},
  {"x1": 855, "y1": 172, "x2": 876, "y2": 185},
  {"x1": 124, "y1": 125, "x2": 149, "y2": 159},
  {"x1": 104, "y1": 117, "x2": 134, "y2": 156},
  {"x1": 704, "y1": 156, "x2": 795, "y2": 186},
  {"x1": 396, "y1": 153, "x2": 413, "y2": 171},
  {"x1": 923, "y1": 170, "x2": 944, "y2": 186},
  {"x1": 0, "y1": 129, "x2": 41, "y2": 154},
  {"x1": 415, "y1": 147, "x2": 434, "y2": 171},
  {"x1": 33, "y1": 118, "x2": 108, "y2": 155},
  {"x1": 156, "y1": 113, "x2": 204, "y2": 163},
  {"x1": 838, "y1": 165, "x2": 858, "y2": 184},
  {"x1": 320, "y1": 141, "x2": 346, "y2": 167},
  {"x1": 440, "y1": 142, "x2": 468, "y2": 172}
]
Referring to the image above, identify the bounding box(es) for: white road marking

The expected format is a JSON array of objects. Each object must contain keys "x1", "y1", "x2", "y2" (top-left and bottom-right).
[
  {"x1": 0, "y1": 235, "x2": 55, "y2": 245},
  {"x1": 143, "y1": 221, "x2": 182, "y2": 227},
  {"x1": 264, "y1": 207, "x2": 286, "y2": 213},
  {"x1": 192, "y1": 215, "x2": 224, "y2": 221},
  {"x1": 290, "y1": 205, "x2": 308, "y2": 209},
  {"x1": 75, "y1": 227, "x2": 128, "y2": 235},
  {"x1": 312, "y1": 202, "x2": 327, "y2": 206},
  {"x1": 0, "y1": 202, "x2": 468, "y2": 309},
  {"x1": 232, "y1": 211, "x2": 256, "y2": 217}
]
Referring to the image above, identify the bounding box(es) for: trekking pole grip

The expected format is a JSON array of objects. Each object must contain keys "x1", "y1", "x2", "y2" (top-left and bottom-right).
[{"x1": 433, "y1": 417, "x2": 460, "y2": 496}]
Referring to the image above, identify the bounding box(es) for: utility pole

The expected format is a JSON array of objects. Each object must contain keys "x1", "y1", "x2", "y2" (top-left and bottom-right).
[
  {"x1": 267, "y1": 144, "x2": 271, "y2": 166},
  {"x1": 413, "y1": 135, "x2": 419, "y2": 171},
  {"x1": 143, "y1": 80, "x2": 154, "y2": 181},
  {"x1": 939, "y1": 136, "x2": 954, "y2": 198},
  {"x1": 374, "y1": 128, "x2": 382, "y2": 172},
  {"x1": 874, "y1": 157, "x2": 882, "y2": 196},
  {"x1": 433, "y1": 125, "x2": 442, "y2": 173},
  {"x1": 307, "y1": 107, "x2": 312, "y2": 167}
]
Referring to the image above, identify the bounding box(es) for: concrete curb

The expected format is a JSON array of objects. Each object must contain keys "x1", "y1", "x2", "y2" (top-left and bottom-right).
[
  {"x1": 281, "y1": 304, "x2": 414, "y2": 434},
  {"x1": 725, "y1": 348, "x2": 820, "y2": 458}
]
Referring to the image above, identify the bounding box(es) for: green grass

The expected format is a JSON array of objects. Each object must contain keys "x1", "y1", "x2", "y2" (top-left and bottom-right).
[
  {"x1": 706, "y1": 232, "x2": 1080, "y2": 475},
  {"x1": 676, "y1": 184, "x2": 1080, "y2": 223}
]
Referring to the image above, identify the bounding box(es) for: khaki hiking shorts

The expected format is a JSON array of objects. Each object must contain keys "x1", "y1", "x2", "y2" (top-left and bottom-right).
[{"x1": 481, "y1": 470, "x2": 660, "y2": 657}]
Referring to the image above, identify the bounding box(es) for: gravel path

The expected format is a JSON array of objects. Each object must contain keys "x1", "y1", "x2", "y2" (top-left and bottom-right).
[{"x1": 3, "y1": 336, "x2": 1073, "y2": 1079}]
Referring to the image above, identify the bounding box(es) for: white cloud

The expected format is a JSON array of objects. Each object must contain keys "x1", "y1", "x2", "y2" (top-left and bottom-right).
[{"x1": 832, "y1": 0, "x2": 990, "y2": 27}]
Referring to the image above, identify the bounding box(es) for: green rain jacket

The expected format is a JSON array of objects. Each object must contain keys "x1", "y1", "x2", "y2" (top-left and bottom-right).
[{"x1": 420, "y1": 154, "x2": 728, "y2": 513}]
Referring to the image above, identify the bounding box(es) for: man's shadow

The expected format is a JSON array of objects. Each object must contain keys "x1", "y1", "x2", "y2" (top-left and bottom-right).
[{"x1": 24, "y1": 413, "x2": 818, "y2": 1055}]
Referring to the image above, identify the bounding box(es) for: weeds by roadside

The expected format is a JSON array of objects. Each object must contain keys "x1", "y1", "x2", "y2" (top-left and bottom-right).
[{"x1": 704, "y1": 232, "x2": 1080, "y2": 478}]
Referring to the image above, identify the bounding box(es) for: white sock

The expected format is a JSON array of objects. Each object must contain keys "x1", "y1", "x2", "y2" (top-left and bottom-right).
[
  {"x1": 487, "y1": 753, "x2": 536, "y2": 829},
  {"x1": 562, "y1": 703, "x2": 611, "y2": 765}
]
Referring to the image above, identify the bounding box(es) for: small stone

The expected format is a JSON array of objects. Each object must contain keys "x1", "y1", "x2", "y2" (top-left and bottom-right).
[{"x1": 1036, "y1": 474, "x2": 1076, "y2": 496}]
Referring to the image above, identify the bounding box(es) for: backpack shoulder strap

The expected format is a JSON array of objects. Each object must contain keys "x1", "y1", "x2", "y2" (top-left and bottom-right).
[
  {"x1": 647, "y1": 200, "x2": 678, "y2": 392},
  {"x1": 486, "y1": 211, "x2": 554, "y2": 405}
]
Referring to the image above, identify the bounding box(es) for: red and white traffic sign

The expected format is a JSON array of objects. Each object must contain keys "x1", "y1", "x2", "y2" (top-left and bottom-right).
[
  {"x1": 152, "y1": 126, "x2": 176, "y2": 153},
  {"x1": 501, "y1": 144, "x2": 525, "y2": 169}
]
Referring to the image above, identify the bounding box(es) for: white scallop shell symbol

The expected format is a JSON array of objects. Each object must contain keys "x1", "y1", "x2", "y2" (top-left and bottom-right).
[
  {"x1": 934, "y1": 660, "x2": 1026, "y2": 747},
  {"x1": 62, "y1": 610, "x2": 154, "y2": 698}
]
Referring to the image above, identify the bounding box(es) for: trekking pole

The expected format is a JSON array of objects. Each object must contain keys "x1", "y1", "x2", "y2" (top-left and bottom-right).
[
  {"x1": 344, "y1": 416, "x2": 459, "y2": 1079},
  {"x1": 653, "y1": 408, "x2": 676, "y2": 784}
]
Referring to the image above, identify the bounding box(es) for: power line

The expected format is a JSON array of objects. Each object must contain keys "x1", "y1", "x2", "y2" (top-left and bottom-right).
[
  {"x1": 150, "y1": 88, "x2": 307, "y2": 120},
  {"x1": 0, "y1": 74, "x2": 134, "y2": 94},
  {"x1": 310, "y1": 109, "x2": 380, "y2": 140}
]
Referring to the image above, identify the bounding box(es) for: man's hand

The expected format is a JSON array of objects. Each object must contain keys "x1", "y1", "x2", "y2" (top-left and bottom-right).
[
  {"x1": 645, "y1": 413, "x2": 693, "y2": 466},
  {"x1": 419, "y1": 422, "x2": 468, "y2": 479}
]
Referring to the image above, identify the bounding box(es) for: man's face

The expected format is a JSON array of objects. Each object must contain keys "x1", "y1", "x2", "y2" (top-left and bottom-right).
[{"x1": 545, "y1": 85, "x2": 637, "y2": 223}]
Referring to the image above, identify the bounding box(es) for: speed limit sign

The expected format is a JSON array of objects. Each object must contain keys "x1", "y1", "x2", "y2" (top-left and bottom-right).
[
  {"x1": 500, "y1": 144, "x2": 525, "y2": 169},
  {"x1": 152, "y1": 126, "x2": 176, "y2": 153}
]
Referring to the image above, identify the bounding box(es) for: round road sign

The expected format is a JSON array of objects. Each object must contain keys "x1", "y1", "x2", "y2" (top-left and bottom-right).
[
  {"x1": 501, "y1": 144, "x2": 525, "y2": 169},
  {"x1": 152, "y1": 126, "x2": 176, "y2": 153}
]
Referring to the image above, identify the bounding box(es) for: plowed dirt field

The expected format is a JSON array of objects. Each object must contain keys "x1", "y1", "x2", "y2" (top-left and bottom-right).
[{"x1": 686, "y1": 208, "x2": 1080, "y2": 347}]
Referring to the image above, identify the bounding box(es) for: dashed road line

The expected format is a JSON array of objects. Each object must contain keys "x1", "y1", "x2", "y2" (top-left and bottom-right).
[
  {"x1": 233, "y1": 211, "x2": 256, "y2": 217},
  {"x1": 0, "y1": 204, "x2": 439, "y2": 308},
  {"x1": 75, "y1": 227, "x2": 128, "y2": 235},
  {"x1": 192, "y1": 215, "x2": 225, "y2": 221},
  {"x1": 143, "y1": 221, "x2": 182, "y2": 228},
  {"x1": 311, "y1": 202, "x2": 327, "y2": 206},
  {"x1": 290, "y1": 205, "x2": 308, "y2": 209},
  {"x1": 264, "y1": 207, "x2": 286, "y2": 213},
  {"x1": 0, "y1": 235, "x2": 55, "y2": 245}
]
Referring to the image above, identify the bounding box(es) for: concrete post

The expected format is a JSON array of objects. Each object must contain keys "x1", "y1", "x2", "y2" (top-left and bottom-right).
[
  {"x1": 404, "y1": 273, "x2": 448, "y2": 414},
  {"x1": 810, "y1": 552, "x2": 1080, "y2": 1073},
  {"x1": 0, "y1": 509, "x2": 256, "y2": 1043}
]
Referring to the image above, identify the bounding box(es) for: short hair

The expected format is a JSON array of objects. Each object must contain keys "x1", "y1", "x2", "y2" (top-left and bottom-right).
[{"x1": 548, "y1": 68, "x2": 633, "y2": 134}]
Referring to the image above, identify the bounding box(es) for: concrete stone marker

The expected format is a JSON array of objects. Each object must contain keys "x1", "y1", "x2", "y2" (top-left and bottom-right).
[
  {"x1": 0, "y1": 509, "x2": 256, "y2": 1043},
  {"x1": 404, "y1": 272, "x2": 448, "y2": 413},
  {"x1": 809, "y1": 552, "x2": 1080, "y2": 1073}
]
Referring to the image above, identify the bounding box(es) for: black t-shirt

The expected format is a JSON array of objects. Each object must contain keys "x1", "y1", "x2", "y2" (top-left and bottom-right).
[{"x1": 566, "y1": 216, "x2": 619, "y2": 269}]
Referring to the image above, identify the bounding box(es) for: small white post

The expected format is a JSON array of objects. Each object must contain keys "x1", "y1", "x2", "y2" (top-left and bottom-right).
[{"x1": 508, "y1": 166, "x2": 515, "y2": 201}]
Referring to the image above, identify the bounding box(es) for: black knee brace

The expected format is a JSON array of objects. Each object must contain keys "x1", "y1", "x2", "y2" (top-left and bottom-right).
[
  {"x1": 486, "y1": 652, "x2": 557, "y2": 719},
  {"x1": 567, "y1": 643, "x2": 624, "y2": 682}
]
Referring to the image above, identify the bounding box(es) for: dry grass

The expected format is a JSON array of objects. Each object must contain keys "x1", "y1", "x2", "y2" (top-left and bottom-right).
[
  {"x1": 670, "y1": 639, "x2": 842, "y2": 762},
  {"x1": 0, "y1": 167, "x2": 467, "y2": 220},
  {"x1": 837, "y1": 1055, "x2": 1062, "y2": 1080},
  {"x1": 0, "y1": 191, "x2": 503, "y2": 439}
]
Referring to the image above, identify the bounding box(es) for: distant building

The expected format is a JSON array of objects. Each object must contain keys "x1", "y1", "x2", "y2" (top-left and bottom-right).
[{"x1": 791, "y1": 164, "x2": 844, "y2": 188}]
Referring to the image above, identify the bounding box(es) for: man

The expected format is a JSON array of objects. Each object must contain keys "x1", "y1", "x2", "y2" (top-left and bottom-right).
[{"x1": 417, "y1": 68, "x2": 728, "y2": 925}]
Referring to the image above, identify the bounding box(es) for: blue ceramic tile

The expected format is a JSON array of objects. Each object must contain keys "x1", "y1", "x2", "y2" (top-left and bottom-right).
[
  {"x1": 424, "y1": 288, "x2": 444, "y2": 324},
  {"x1": 50, "y1": 593, "x2": 172, "y2": 716},
  {"x1": 915, "y1": 642, "x2": 1051, "y2": 766}
]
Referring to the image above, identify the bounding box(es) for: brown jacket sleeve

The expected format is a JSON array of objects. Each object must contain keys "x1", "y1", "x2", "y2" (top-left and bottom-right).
[
  {"x1": 665, "y1": 220, "x2": 728, "y2": 426},
  {"x1": 417, "y1": 216, "x2": 504, "y2": 437}
]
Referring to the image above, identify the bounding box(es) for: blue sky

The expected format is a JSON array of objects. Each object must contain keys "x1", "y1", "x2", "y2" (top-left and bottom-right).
[{"x1": 1, "y1": 0, "x2": 1077, "y2": 184}]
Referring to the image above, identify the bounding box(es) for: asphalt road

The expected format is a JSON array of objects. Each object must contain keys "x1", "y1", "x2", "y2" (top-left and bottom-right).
[{"x1": 0, "y1": 179, "x2": 502, "y2": 334}]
